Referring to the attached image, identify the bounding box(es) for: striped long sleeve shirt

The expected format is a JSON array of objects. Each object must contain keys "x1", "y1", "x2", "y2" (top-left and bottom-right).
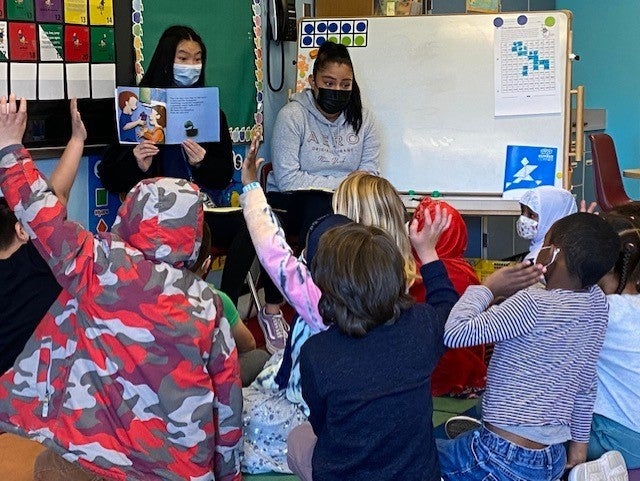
[{"x1": 445, "y1": 284, "x2": 609, "y2": 443}]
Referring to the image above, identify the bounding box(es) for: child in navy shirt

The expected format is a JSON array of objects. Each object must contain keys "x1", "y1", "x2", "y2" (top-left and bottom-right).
[{"x1": 287, "y1": 207, "x2": 540, "y2": 481}]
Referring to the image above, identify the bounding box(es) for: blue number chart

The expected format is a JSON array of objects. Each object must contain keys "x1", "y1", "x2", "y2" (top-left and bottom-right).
[{"x1": 300, "y1": 19, "x2": 368, "y2": 48}]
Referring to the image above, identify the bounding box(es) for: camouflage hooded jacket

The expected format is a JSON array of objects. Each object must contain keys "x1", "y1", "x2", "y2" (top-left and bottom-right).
[{"x1": 0, "y1": 145, "x2": 242, "y2": 481}]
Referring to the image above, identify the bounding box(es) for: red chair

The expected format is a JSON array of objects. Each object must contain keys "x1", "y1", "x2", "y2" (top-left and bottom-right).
[{"x1": 589, "y1": 133, "x2": 635, "y2": 212}]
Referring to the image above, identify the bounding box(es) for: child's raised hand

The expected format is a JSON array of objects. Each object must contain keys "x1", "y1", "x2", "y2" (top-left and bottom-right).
[
  {"x1": 69, "y1": 98, "x2": 87, "y2": 142},
  {"x1": 579, "y1": 199, "x2": 598, "y2": 214},
  {"x1": 241, "y1": 127, "x2": 264, "y2": 186},
  {"x1": 0, "y1": 94, "x2": 27, "y2": 150},
  {"x1": 483, "y1": 260, "x2": 545, "y2": 299},
  {"x1": 409, "y1": 204, "x2": 452, "y2": 264}
]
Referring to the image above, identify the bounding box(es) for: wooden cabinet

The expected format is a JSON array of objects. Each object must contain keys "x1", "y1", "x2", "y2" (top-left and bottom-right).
[{"x1": 314, "y1": 0, "x2": 374, "y2": 16}]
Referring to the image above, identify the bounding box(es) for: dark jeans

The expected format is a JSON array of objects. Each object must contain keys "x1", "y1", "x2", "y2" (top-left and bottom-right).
[
  {"x1": 205, "y1": 210, "x2": 256, "y2": 306},
  {"x1": 266, "y1": 190, "x2": 334, "y2": 244},
  {"x1": 262, "y1": 190, "x2": 334, "y2": 305},
  {"x1": 207, "y1": 209, "x2": 285, "y2": 306}
]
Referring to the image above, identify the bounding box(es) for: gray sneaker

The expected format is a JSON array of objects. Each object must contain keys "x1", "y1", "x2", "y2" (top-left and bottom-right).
[
  {"x1": 568, "y1": 451, "x2": 628, "y2": 481},
  {"x1": 444, "y1": 415, "x2": 482, "y2": 439},
  {"x1": 257, "y1": 307, "x2": 288, "y2": 354}
]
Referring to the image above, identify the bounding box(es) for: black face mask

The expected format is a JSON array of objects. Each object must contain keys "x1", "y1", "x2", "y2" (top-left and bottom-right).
[{"x1": 315, "y1": 88, "x2": 351, "y2": 115}]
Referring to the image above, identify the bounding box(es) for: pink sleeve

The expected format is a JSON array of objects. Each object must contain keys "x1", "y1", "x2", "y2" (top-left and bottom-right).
[{"x1": 241, "y1": 188, "x2": 326, "y2": 332}]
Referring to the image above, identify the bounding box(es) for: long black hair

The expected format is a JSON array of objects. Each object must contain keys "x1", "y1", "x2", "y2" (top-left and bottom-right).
[
  {"x1": 0, "y1": 197, "x2": 19, "y2": 251},
  {"x1": 139, "y1": 25, "x2": 207, "y2": 88},
  {"x1": 313, "y1": 41, "x2": 363, "y2": 134},
  {"x1": 604, "y1": 211, "x2": 640, "y2": 294}
]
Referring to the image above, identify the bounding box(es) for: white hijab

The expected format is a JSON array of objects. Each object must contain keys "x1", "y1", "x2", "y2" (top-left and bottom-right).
[{"x1": 520, "y1": 186, "x2": 577, "y2": 262}]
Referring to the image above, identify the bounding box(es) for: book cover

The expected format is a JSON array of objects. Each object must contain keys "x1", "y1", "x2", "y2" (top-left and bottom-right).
[
  {"x1": 503, "y1": 145, "x2": 558, "y2": 200},
  {"x1": 115, "y1": 86, "x2": 220, "y2": 145}
]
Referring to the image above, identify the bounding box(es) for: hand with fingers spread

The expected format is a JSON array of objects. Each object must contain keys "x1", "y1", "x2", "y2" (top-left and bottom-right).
[
  {"x1": 0, "y1": 94, "x2": 27, "y2": 150},
  {"x1": 483, "y1": 260, "x2": 545, "y2": 299},
  {"x1": 241, "y1": 131, "x2": 263, "y2": 186},
  {"x1": 409, "y1": 203, "x2": 452, "y2": 265},
  {"x1": 132, "y1": 140, "x2": 159, "y2": 173},
  {"x1": 579, "y1": 199, "x2": 598, "y2": 214},
  {"x1": 182, "y1": 139, "x2": 206, "y2": 167},
  {"x1": 69, "y1": 98, "x2": 87, "y2": 143}
]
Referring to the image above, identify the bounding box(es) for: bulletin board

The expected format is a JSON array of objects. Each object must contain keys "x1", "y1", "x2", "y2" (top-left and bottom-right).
[
  {"x1": 296, "y1": 12, "x2": 572, "y2": 198},
  {"x1": 0, "y1": 0, "x2": 118, "y2": 147},
  {"x1": 132, "y1": 0, "x2": 264, "y2": 143}
]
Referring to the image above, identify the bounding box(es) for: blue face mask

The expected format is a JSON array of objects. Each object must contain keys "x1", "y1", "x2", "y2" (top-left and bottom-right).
[{"x1": 173, "y1": 63, "x2": 202, "y2": 87}]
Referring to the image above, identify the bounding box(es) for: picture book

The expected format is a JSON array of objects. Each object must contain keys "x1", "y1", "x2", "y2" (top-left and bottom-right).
[
  {"x1": 502, "y1": 145, "x2": 558, "y2": 200},
  {"x1": 115, "y1": 86, "x2": 220, "y2": 145}
]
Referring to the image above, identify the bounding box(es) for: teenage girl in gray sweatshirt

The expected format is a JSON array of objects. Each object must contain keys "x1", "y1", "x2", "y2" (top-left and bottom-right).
[{"x1": 257, "y1": 41, "x2": 381, "y2": 332}]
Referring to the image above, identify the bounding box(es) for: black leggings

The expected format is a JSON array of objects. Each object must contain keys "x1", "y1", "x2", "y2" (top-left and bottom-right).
[
  {"x1": 206, "y1": 190, "x2": 333, "y2": 307},
  {"x1": 262, "y1": 190, "x2": 334, "y2": 305},
  {"x1": 205, "y1": 211, "x2": 256, "y2": 306},
  {"x1": 206, "y1": 210, "x2": 285, "y2": 307}
]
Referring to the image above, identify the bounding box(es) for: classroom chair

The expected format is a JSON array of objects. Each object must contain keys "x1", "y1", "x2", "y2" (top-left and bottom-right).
[
  {"x1": 589, "y1": 133, "x2": 636, "y2": 212},
  {"x1": 259, "y1": 162, "x2": 302, "y2": 253},
  {"x1": 209, "y1": 244, "x2": 262, "y2": 319}
]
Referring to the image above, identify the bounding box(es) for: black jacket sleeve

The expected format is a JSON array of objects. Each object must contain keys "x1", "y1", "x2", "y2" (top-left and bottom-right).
[
  {"x1": 190, "y1": 110, "x2": 234, "y2": 191},
  {"x1": 98, "y1": 143, "x2": 157, "y2": 194}
]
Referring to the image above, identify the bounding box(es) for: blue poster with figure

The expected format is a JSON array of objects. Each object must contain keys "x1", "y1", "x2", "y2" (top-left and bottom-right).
[
  {"x1": 89, "y1": 155, "x2": 120, "y2": 234},
  {"x1": 503, "y1": 145, "x2": 558, "y2": 200}
]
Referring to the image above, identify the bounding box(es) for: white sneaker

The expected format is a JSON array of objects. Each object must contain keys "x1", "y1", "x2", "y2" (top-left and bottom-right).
[
  {"x1": 257, "y1": 307, "x2": 288, "y2": 354},
  {"x1": 444, "y1": 415, "x2": 482, "y2": 439},
  {"x1": 568, "y1": 451, "x2": 628, "y2": 481}
]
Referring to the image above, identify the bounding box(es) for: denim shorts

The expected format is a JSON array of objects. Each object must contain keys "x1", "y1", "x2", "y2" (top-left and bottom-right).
[
  {"x1": 588, "y1": 413, "x2": 640, "y2": 469},
  {"x1": 437, "y1": 426, "x2": 566, "y2": 481}
]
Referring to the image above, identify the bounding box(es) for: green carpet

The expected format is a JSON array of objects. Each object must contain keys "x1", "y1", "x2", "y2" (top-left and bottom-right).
[
  {"x1": 244, "y1": 474, "x2": 299, "y2": 480},
  {"x1": 432, "y1": 396, "x2": 480, "y2": 423}
]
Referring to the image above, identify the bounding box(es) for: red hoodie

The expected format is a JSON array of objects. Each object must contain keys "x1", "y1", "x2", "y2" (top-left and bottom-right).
[{"x1": 0, "y1": 145, "x2": 242, "y2": 481}]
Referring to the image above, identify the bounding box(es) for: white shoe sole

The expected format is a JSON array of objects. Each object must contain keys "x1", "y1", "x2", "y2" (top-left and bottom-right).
[
  {"x1": 568, "y1": 451, "x2": 628, "y2": 481},
  {"x1": 444, "y1": 415, "x2": 482, "y2": 440}
]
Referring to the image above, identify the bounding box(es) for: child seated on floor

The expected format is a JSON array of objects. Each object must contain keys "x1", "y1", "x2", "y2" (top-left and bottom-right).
[
  {"x1": 240, "y1": 139, "x2": 418, "y2": 473},
  {"x1": 411, "y1": 197, "x2": 486, "y2": 398},
  {"x1": 566, "y1": 210, "x2": 640, "y2": 479},
  {"x1": 191, "y1": 222, "x2": 270, "y2": 387},
  {"x1": 438, "y1": 212, "x2": 620, "y2": 481},
  {"x1": 0, "y1": 98, "x2": 85, "y2": 376},
  {"x1": 0, "y1": 94, "x2": 242, "y2": 481},
  {"x1": 517, "y1": 185, "x2": 577, "y2": 262},
  {"x1": 287, "y1": 208, "x2": 458, "y2": 481}
]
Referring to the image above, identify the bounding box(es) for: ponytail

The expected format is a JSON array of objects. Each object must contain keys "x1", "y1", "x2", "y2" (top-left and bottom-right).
[
  {"x1": 603, "y1": 212, "x2": 640, "y2": 293},
  {"x1": 615, "y1": 243, "x2": 635, "y2": 294}
]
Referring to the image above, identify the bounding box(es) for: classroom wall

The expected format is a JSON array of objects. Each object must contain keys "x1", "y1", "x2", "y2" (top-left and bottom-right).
[
  {"x1": 556, "y1": 0, "x2": 640, "y2": 198},
  {"x1": 260, "y1": 1, "x2": 308, "y2": 165},
  {"x1": 430, "y1": 0, "x2": 555, "y2": 13}
]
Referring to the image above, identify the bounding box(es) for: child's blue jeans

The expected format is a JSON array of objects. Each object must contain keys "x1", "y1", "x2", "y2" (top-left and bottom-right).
[
  {"x1": 437, "y1": 426, "x2": 566, "y2": 481},
  {"x1": 588, "y1": 413, "x2": 640, "y2": 469}
]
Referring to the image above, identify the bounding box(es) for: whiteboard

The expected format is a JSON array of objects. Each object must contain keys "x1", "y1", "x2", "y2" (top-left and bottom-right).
[{"x1": 296, "y1": 12, "x2": 571, "y2": 196}]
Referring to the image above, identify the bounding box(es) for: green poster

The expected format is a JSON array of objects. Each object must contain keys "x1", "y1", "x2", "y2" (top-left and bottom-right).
[
  {"x1": 90, "y1": 26, "x2": 114, "y2": 62},
  {"x1": 7, "y1": 0, "x2": 35, "y2": 21},
  {"x1": 39, "y1": 23, "x2": 63, "y2": 61},
  {"x1": 136, "y1": 0, "x2": 260, "y2": 135},
  {"x1": 0, "y1": 21, "x2": 7, "y2": 60},
  {"x1": 466, "y1": 0, "x2": 499, "y2": 13}
]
